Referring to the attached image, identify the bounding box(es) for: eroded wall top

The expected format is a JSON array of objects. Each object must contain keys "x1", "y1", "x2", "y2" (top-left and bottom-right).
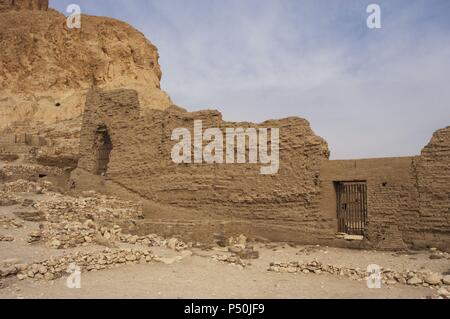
[{"x1": 73, "y1": 88, "x2": 330, "y2": 235}]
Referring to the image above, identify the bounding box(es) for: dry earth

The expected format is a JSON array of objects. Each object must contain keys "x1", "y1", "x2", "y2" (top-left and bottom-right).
[{"x1": 1, "y1": 244, "x2": 449, "y2": 299}]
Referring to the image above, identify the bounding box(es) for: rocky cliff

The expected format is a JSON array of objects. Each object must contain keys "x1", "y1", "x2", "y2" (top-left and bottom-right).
[
  {"x1": 0, "y1": 0, "x2": 49, "y2": 11},
  {"x1": 0, "y1": 0, "x2": 172, "y2": 132}
]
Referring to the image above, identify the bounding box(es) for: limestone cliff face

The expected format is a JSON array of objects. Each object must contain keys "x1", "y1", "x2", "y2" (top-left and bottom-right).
[
  {"x1": 0, "y1": 2, "x2": 172, "y2": 131},
  {"x1": 0, "y1": 0, "x2": 49, "y2": 11}
]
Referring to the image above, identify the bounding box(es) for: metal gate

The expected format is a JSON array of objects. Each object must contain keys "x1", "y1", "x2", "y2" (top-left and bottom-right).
[{"x1": 336, "y1": 181, "x2": 367, "y2": 235}]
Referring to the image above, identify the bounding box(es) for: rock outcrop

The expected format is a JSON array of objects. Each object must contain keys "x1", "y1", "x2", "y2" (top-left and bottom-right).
[
  {"x1": 0, "y1": 1, "x2": 172, "y2": 131},
  {"x1": 0, "y1": 0, "x2": 49, "y2": 12}
]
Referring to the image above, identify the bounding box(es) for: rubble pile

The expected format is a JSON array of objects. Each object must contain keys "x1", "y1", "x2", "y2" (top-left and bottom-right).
[
  {"x1": 33, "y1": 223, "x2": 190, "y2": 250},
  {"x1": 0, "y1": 216, "x2": 23, "y2": 229},
  {"x1": 212, "y1": 234, "x2": 259, "y2": 268},
  {"x1": 228, "y1": 234, "x2": 259, "y2": 259},
  {"x1": 212, "y1": 254, "x2": 247, "y2": 268},
  {"x1": 164, "y1": 237, "x2": 189, "y2": 251},
  {"x1": 0, "y1": 179, "x2": 52, "y2": 193},
  {"x1": 22, "y1": 192, "x2": 190, "y2": 251},
  {"x1": 0, "y1": 248, "x2": 157, "y2": 281},
  {"x1": 0, "y1": 191, "x2": 19, "y2": 206},
  {"x1": 120, "y1": 233, "x2": 171, "y2": 247},
  {"x1": 228, "y1": 234, "x2": 248, "y2": 246},
  {"x1": 34, "y1": 193, "x2": 144, "y2": 224},
  {"x1": 0, "y1": 164, "x2": 63, "y2": 179},
  {"x1": 25, "y1": 193, "x2": 143, "y2": 248},
  {"x1": 268, "y1": 260, "x2": 450, "y2": 288},
  {"x1": 27, "y1": 230, "x2": 42, "y2": 243}
]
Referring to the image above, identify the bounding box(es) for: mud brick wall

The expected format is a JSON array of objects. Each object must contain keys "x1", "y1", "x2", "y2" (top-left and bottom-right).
[
  {"x1": 73, "y1": 88, "x2": 332, "y2": 240},
  {"x1": 415, "y1": 127, "x2": 450, "y2": 248},
  {"x1": 73, "y1": 88, "x2": 449, "y2": 249},
  {"x1": 320, "y1": 128, "x2": 450, "y2": 251},
  {"x1": 320, "y1": 157, "x2": 420, "y2": 249}
]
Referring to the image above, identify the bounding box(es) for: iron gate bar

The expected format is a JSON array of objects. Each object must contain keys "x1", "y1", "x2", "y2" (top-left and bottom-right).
[{"x1": 336, "y1": 181, "x2": 367, "y2": 236}]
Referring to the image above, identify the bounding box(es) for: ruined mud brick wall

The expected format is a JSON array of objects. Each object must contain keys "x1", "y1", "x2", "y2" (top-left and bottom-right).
[
  {"x1": 415, "y1": 127, "x2": 450, "y2": 249},
  {"x1": 320, "y1": 128, "x2": 450, "y2": 251},
  {"x1": 0, "y1": 133, "x2": 50, "y2": 155},
  {"x1": 72, "y1": 88, "x2": 333, "y2": 243},
  {"x1": 0, "y1": 134, "x2": 31, "y2": 154},
  {"x1": 320, "y1": 158, "x2": 420, "y2": 250},
  {"x1": 72, "y1": 88, "x2": 449, "y2": 248}
]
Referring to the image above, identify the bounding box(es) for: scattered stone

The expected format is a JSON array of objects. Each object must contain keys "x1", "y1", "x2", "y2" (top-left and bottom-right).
[
  {"x1": 167, "y1": 238, "x2": 178, "y2": 250},
  {"x1": 407, "y1": 276, "x2": 423, "y2": 285},
  {"x1": 1, "y1": 179, "x2": 52, "y2": 194},
  {"x1": 228, "y1": 234, "x2": 247, "y2": 247},
  {"x1": 268, "y1": 260, "x2": 445, "y2": 289},
  {"x1": 386, "y1": 279, "x2": 397, "y2": 285},
  {"x1": 125, "y1": 254, "x2": 137, "y2": 261},
  {"x1": 27, "y1": 231, "x2": 42, "y2": 243},
  {"x1": 212, "y1": 254, "x2": 247, "y2": 268},
  {"x1": 49, "y1": 239, "x2": 61, "y2": 249},
  {"x1": 38, "y1": 265, "x2": 47, "y2": 274},
  {"x1": 44, "y1": 272, "x2": 54, "y2": 281},
  {"x1": 9, "y1": 249, "x2": 158, "y2": 281},
  {"x1": 443, "y1": 275, "x2": 450, "y2": 285},
  {"x1": 437, "y1": 288, "x2": 450, "y2": 298},
  {"x1": 424, "y1": 273, "x2": 443, "y2": 285},
  {"x1": 22, "y1": 192, "x2": 151, "y2": 249},
  {"x1": 16, "y1": 274, "x2": 26, "y2": 280}
]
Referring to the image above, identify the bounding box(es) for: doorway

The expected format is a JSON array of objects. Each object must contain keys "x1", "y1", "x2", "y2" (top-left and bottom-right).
[
  {"x1": 336, "y1": 181, "x2": 368, "y2": 235},
  {"x1": 95, "y1": 125, "x2": 112, "y2": 176}
]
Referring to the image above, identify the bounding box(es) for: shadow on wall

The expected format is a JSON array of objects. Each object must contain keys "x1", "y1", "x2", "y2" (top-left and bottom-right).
[{"x1": 94, "y1": 125, "x2": 113, "y2": 176}]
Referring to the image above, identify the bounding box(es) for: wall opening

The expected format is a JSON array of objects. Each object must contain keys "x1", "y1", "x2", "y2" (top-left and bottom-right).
[
  {"x1": 95, "y1": 125, "x2": 113, "y2": 176},
  {"x1": 335, "y1": 181, "x2": 368, "y2": 236}
]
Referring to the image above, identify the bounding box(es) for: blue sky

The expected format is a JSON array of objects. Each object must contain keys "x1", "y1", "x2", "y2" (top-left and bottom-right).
[{"x1": 52, "y1": 0, "x2": 450, "y2": 159}]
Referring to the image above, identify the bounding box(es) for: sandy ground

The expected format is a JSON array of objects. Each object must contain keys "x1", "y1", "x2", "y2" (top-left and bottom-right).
[
  {"x1": 1, "y1": 241, "x2": 448, "y2": 298},
  {"x1": 1, "y1": 191, "x2": 449, "y2": 299},
  {"x1": 0, "y1": 255, "x2": 439, "y2": 299}
]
